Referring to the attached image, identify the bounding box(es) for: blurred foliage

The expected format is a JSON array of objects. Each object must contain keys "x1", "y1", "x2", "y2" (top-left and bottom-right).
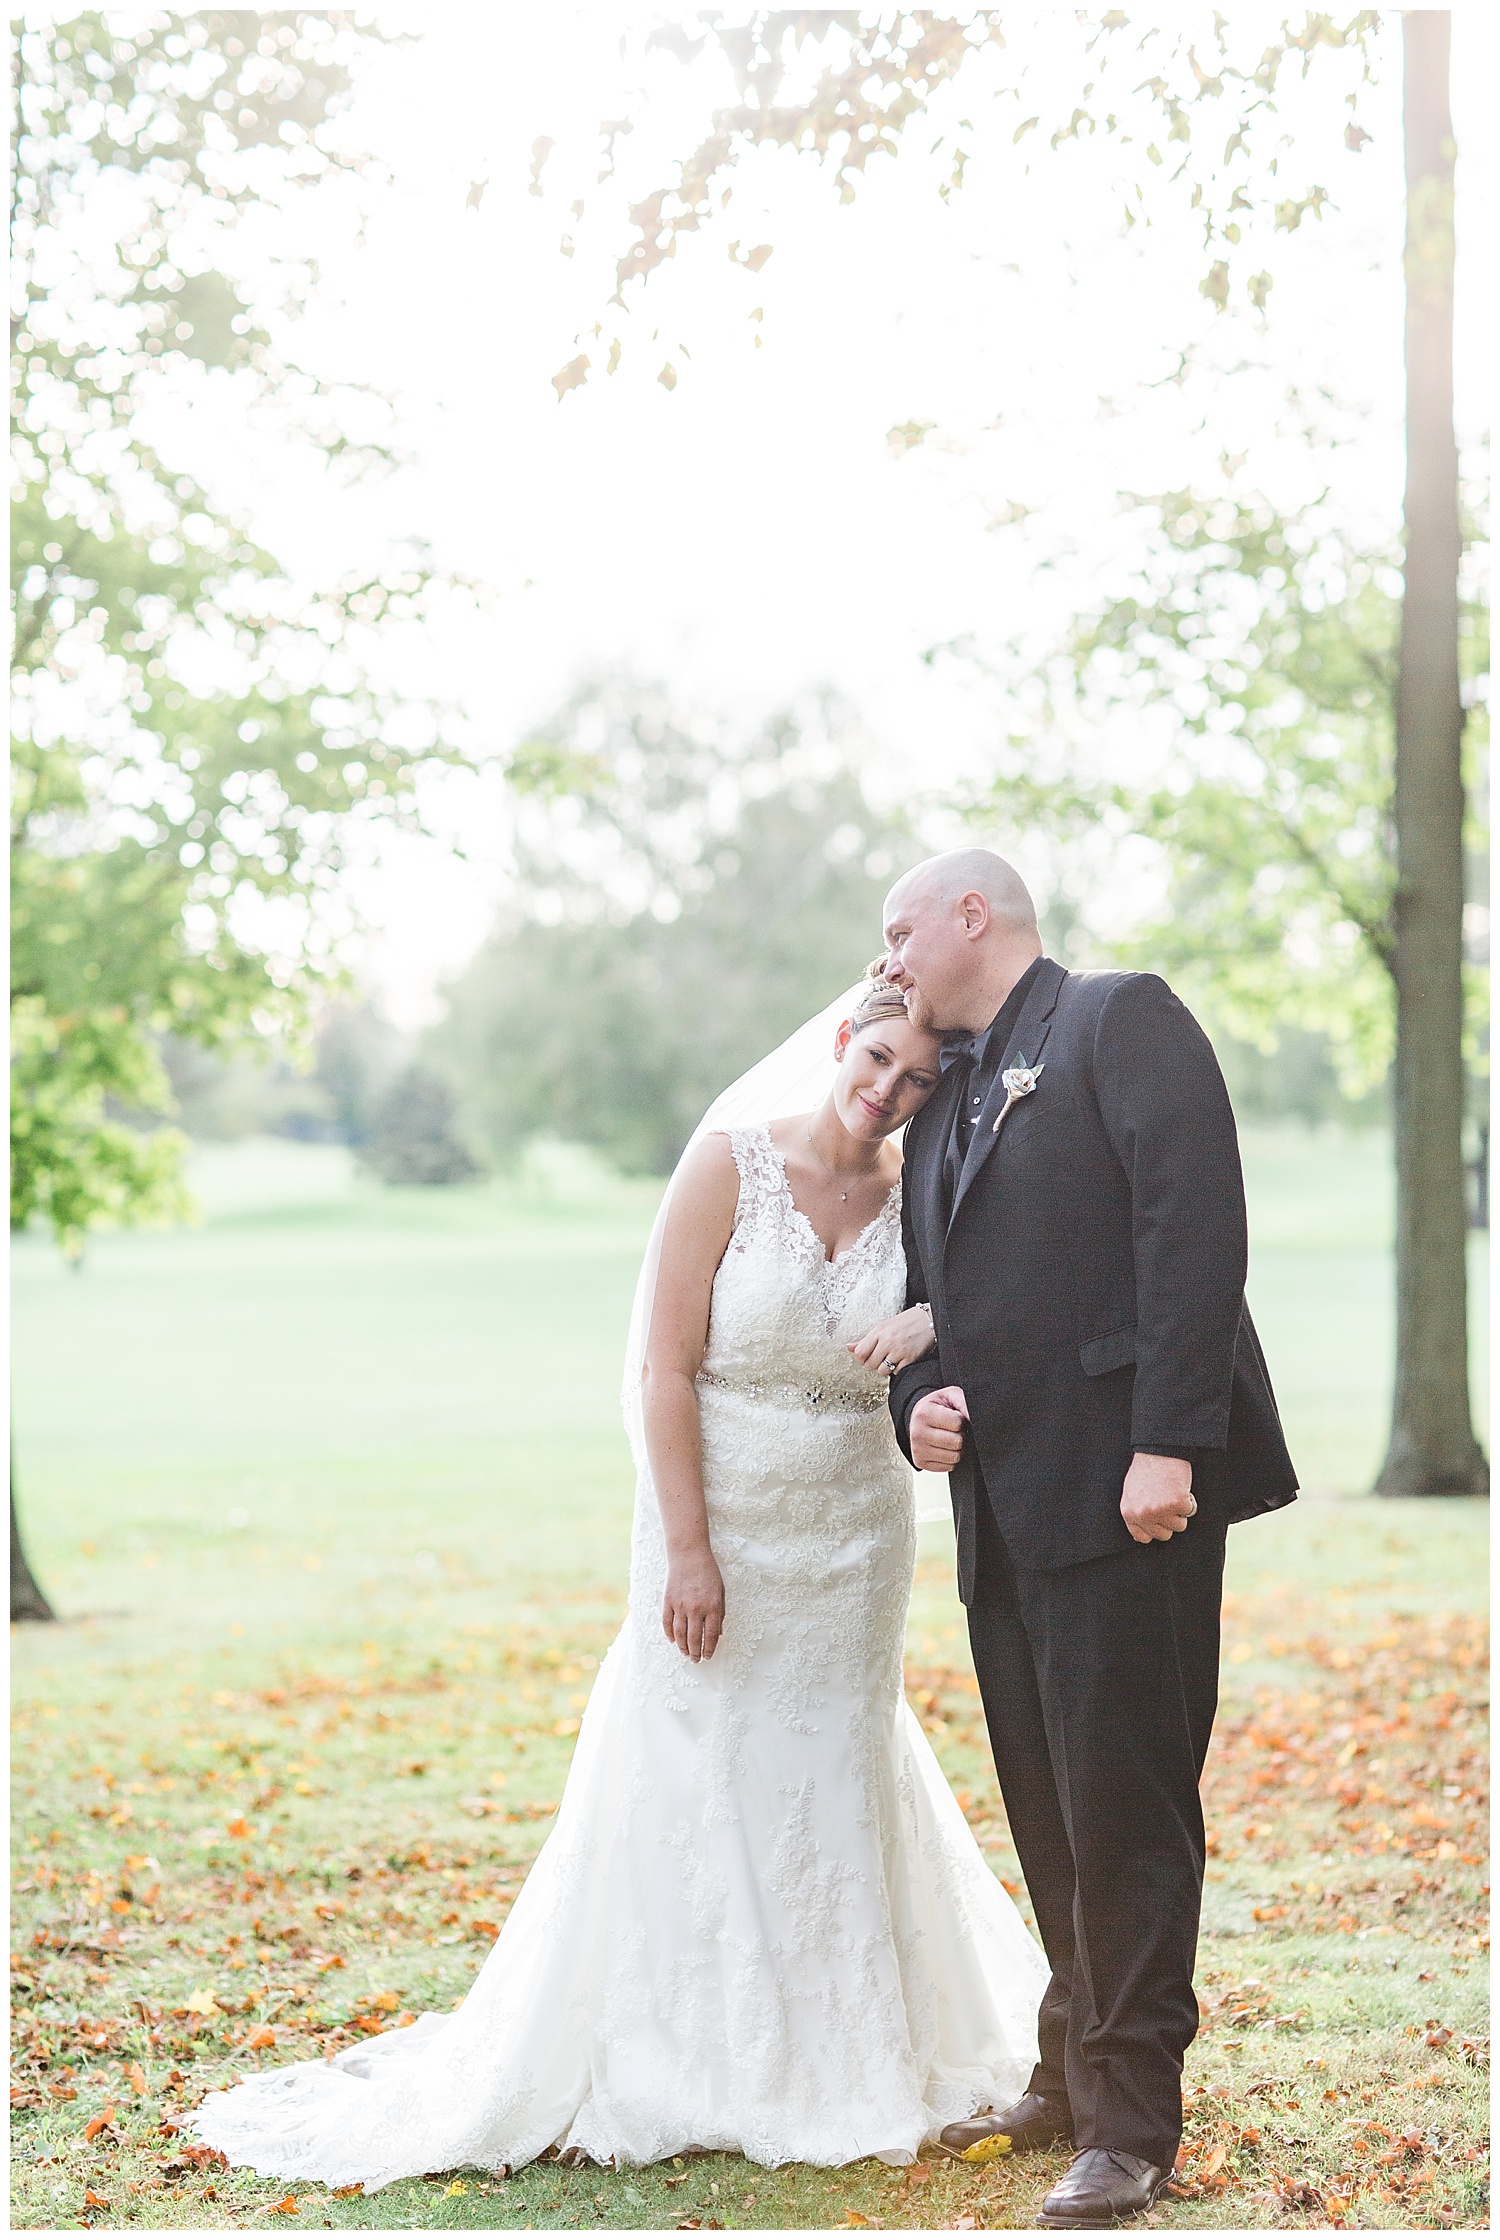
[
  {"x1": 555, "y1": 8, "x2": 1380, "y2": 392},
  {"x1": 961, "y1": 486, "x2": 1488, "y2": 1101},
  {"x1": 428, "y1": 681, "x2": 920, "y2": 1176},
  {"x1": 1214, "y1": 1026, "x2": 1386, "y2": 1132},
  {"x1": 160, "y1": 1003, "x2": 405, "y2": 1147},
  {"x1": 363, "y1": 1066, "x2": 479, "y2": 1188},
  {"x1": 311, "y1": 1004, "x2": 405, "y2": 1148},
  {"x1": 11, "y1": 12, "x2": 473, "y2": 1254}
]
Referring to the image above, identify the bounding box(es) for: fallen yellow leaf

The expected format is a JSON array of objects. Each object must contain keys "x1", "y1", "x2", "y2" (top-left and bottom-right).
[{"x1": 961, "y1": 2132, "x2": 1013, "y2": 2163}]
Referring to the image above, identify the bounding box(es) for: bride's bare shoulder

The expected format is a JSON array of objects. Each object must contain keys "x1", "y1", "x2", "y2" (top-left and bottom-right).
[
  {"x1": 682, "y1": 1129, "x2": 740, "y2": 1177},
  {"x1": 663, "y1": 1132, "x2": 741, "y2": 1229}
]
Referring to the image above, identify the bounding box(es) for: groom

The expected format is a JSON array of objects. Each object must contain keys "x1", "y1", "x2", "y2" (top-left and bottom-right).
[{"x1": 882, "y1": 850, "x2": 1297, "y2": 2231}]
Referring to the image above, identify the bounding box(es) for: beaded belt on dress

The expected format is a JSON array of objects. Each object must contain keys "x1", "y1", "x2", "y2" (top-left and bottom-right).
[{"x1": 696, "y1": 1369, "x2": 889, "y2": 1414}]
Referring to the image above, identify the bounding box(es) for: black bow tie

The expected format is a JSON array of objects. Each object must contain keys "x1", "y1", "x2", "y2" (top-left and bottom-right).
[{"x1": 940, "y1": 1032, "x2": 985, "y2": 1074}]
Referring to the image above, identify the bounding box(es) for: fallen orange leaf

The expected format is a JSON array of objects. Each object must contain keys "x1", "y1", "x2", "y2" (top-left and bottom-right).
[
  {"x1": 126, "y1": 2061, "x2": 149, "y2": 2095},
  {"x1": 84, "y1": 2189, "x2": 110, "y2": 2209},
  {"x1": 181, "y1": 2145, "x2": 229, "y2": 2173},
  {"x1": 83, "y1": 2108, "x2": 117, "y2": 2142},
  {"x1": 247, "y1": 2026, "x2": 276, "y2": 2050},
  {"x1": 226, "y1": 1817, "x2": 254, "y2": 1838},
  {"x1": 270, "y1": 2194, "x2": 297, "y2": 2215}
]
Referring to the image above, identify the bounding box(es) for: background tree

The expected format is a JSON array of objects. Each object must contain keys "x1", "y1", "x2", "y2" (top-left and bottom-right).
[
  {"x1": 362, "y1": 1067, "x2": 478, "y2": 1188},
  {"x1": 306, "y1": 1004, "x2": 405, "y2": 1149},
  {"x1": 428, "y1": 680, "x2": 921, "y2": 1176},
  {"x1": 1378, "y1": 13, "x2": 1483, "y2": 1495},
  {"x1": 10, "y1": 11, "x2": 479, "y2": 1616},
  {"x1": 567, "y1": 6, "x2": 1483, "y2": 1498}
]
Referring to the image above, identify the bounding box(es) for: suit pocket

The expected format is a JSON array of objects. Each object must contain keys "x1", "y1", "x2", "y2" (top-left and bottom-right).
[{"x1": 1079, "y1": 1326, "x2": 1136, "y2": 1377}]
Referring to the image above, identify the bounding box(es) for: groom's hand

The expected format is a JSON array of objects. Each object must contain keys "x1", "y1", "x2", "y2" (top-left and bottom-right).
[
  {"x1": 909, "y1": 1386, "x2": 970, "y2": 1472},
  {"x1": 1121, "y1": 1451, "x2": 1196, "y2": 1543}
]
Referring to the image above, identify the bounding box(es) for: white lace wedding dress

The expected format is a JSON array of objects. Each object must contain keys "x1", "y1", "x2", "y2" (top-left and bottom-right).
[{"x1": 192, "y1": 1126, "x2": 1047, "y2": 2189}]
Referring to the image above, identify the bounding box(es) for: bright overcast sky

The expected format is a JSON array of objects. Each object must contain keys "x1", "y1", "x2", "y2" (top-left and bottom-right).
[{"x1": 163, "y1": 4, "x2": 1495, "y2": 1021}]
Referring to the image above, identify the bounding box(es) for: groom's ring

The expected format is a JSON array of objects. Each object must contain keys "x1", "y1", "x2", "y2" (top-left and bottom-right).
[{"x1": 881, "y1": 1357, "x2": 897, "y2": 1373}]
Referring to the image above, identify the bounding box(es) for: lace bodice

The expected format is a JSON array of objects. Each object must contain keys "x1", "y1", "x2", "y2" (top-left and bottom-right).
[{"x1": 697, "y1": 1125, "x2": 905, "y2": 1410}]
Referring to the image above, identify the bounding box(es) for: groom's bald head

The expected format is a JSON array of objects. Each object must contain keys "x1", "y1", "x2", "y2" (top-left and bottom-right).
[
  {"x1": 881, "y1": 849, "x2": 1043, "y2": 1034},
  {"x1": 891, "y1": 849, "x2": 1039, "y2": 932}
]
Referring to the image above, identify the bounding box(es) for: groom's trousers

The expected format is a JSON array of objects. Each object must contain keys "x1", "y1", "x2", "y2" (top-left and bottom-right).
[{"x1": 965, "y1": 1481, "x2": 1226, "y2": 2171}]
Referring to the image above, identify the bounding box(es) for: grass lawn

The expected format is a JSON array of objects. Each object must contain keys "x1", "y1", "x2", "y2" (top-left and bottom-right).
[{"x1": 11, "y1": 1129, "x2": 1489, "y2": 2231}]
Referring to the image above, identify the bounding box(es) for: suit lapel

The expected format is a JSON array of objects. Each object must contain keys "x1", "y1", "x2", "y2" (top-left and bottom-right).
[
  {"x1": 913, "y1": 1061, "x2": 964, "y2": 1291},
  {"x1": 948, "y1": 959, "x2": 1067, "y2": 1231}
]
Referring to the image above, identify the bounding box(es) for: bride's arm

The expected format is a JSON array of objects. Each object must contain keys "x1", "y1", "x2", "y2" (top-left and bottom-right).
[{"x1": 641, "y1": 1134, "x2": 740, "y2": 1663}]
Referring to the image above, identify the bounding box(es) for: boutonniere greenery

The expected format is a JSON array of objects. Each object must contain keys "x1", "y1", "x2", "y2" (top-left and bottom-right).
[{"x1": 992, "y1": 1057, "x2": 1044, "y2": 1134}]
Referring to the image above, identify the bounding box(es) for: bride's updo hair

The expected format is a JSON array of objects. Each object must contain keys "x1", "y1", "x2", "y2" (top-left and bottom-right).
[{"x1": 847, "y1": 966, "x2": 912, "y2": 1036}]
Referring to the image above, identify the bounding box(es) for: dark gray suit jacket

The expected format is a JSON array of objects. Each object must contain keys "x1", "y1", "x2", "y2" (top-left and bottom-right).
[{"x1": 890, "y1": 959, "x2": 1297, "y2": 1592}]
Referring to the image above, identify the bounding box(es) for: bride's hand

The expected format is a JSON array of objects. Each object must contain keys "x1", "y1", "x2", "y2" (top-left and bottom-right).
[
  {"x1": 663, "y1": 1546, "x2": 726, "y2": 1662},
  {"x1": 849, "y1": 1304, "x2": 936, "y2": 1377}
]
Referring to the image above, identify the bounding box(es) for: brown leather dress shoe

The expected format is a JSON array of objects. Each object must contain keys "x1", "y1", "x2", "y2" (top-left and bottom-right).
[
  {"x1": 1036, "y1": 2148, "x2": 1167, "y2": 2228},
  {"x1": 940, "y1": 2091, "x2": 1073, "y2": 2154}
]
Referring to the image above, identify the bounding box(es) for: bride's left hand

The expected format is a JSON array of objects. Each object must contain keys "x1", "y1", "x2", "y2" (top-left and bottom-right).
[{"x1": 849, "y1": 1304, "x2": 936, "y2": 1377}]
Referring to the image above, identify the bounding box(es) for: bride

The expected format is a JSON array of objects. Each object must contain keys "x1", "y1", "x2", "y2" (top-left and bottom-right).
[{"x1": 192, "y1": 973, "x2": 1048, "y2": 2189}]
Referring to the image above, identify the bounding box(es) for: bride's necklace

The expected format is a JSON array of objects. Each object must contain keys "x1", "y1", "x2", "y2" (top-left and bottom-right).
[{"x1": 804, "y1": 1122, "x2": 870, "y2": 1204}]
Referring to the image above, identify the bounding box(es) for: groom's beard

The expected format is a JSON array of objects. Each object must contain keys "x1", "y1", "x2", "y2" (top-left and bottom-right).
[{"x1": 902, "y1": 983, "x2": 939, "y2": 1032}]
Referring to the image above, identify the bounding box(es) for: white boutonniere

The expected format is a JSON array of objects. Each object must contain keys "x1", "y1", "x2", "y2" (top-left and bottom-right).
[{"x1": 992, "y1": 1057, "x2": 1043, "y2": 1134}]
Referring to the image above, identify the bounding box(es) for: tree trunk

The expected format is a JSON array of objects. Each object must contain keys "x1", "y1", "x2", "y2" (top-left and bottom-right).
[
  {"x1": 11, "y1": 1467, "x2": 57, "y2": 1622},
  {"x1": 1376, "y1": 11, "x2": 1487, "y2": 1497}
]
